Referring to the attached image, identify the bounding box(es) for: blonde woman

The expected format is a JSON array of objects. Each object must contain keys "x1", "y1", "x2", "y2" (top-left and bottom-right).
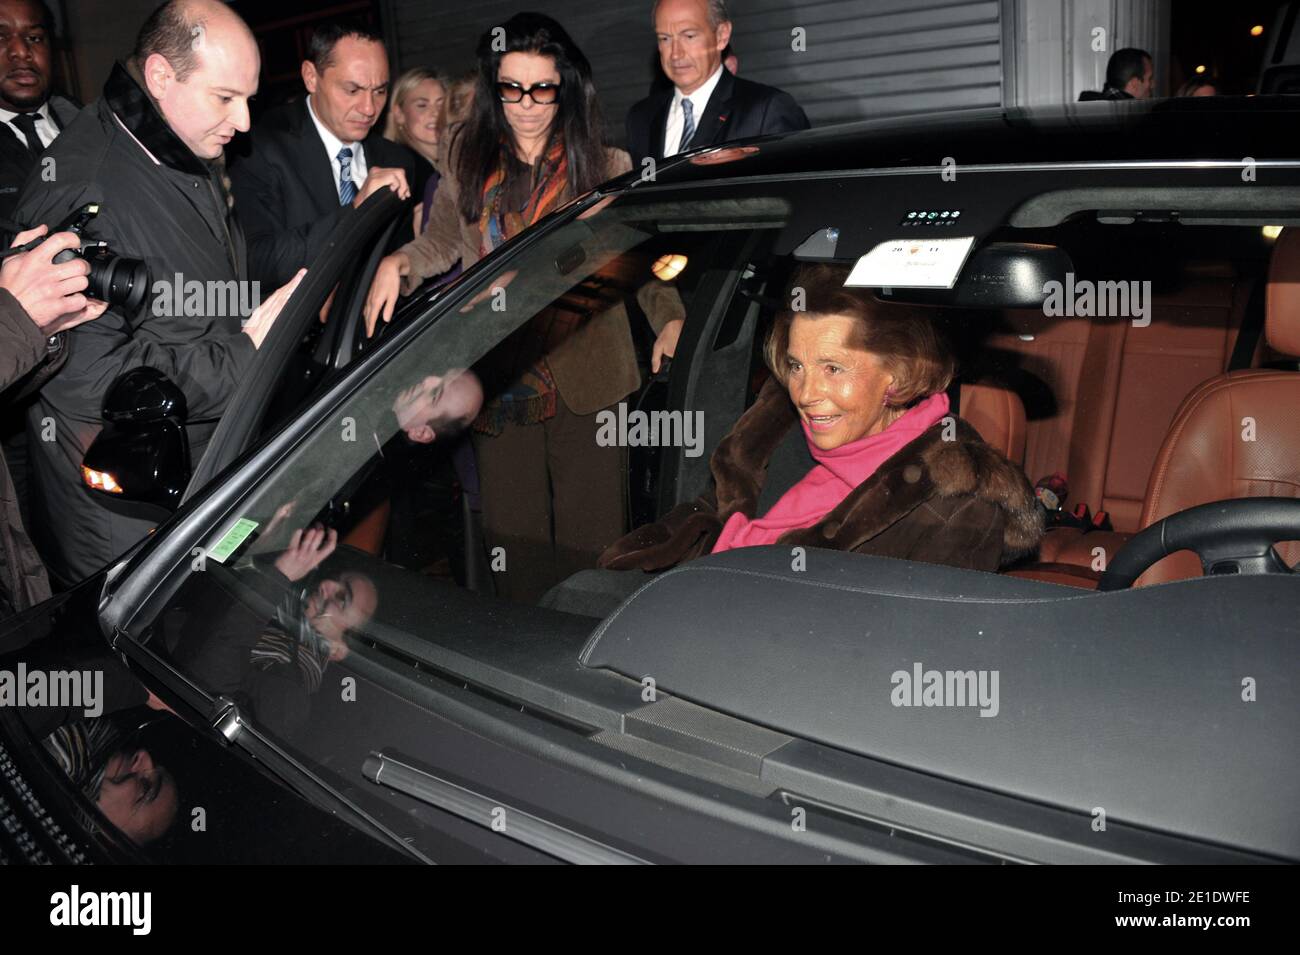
[
  {"x1": 384, "y1": 68, "x2": 443, "y2": 225},
  {"x1": 410, "y1": 70, "x2": 478, "y2": 238},
  {"x1": 386, "y1": 68, "x2": 447, "y2": 166}
]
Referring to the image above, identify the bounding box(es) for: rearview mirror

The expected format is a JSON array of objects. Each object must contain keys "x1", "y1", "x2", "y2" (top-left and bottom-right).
[
  {"x1": 876, "y1": 242, "x2": 1075, "y2": 309},
  {"x1": 82, "y1": 367, "x2": 191, "y2": 519}
]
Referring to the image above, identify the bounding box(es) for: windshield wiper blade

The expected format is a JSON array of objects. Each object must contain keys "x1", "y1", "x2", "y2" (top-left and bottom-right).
[{"x1": 364, "y1": 751, "x2": 648, "y2": 865}]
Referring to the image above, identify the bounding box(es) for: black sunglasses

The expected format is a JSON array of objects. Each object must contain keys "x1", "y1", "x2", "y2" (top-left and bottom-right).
[{"x1": 496, "y1": 81, "x2": 562, "y2": 104}]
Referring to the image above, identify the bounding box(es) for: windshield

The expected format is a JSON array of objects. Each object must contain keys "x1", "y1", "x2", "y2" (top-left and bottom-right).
[{"x1": 114, "y1": 165, "x2": 1300, "y2": 860}]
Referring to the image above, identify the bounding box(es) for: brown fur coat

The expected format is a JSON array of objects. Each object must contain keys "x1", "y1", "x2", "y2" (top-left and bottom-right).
[{"x1": 599, "y1": 379, "x2": 1044, "y2": 572}]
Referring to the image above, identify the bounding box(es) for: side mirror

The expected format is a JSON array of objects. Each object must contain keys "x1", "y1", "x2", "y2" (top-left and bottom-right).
[{"x1": 82, "y1": 368, "x2": 191, "y2": 518}]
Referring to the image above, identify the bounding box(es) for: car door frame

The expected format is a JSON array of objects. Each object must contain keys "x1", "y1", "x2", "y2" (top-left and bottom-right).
[{"x1": 183, "y1": 190, "x2": 409, "y2": 499}]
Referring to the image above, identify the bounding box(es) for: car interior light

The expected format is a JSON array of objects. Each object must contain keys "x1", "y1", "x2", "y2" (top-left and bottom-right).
[
  {"x1": 1195, "y1": 64, "x2": 1206, "y2": 74},
  {"x1": 82, "y1": 465, "x2": 123, "y2": 494},
  {"x1": 1251, "y1": 25, "x2": 1264, "y2": 36},
  {"x1": 652, "y1": 253, "x2": 688, "y2": 281},
  {"x1": 1262, "y1": 225, "x2": 1283, "y2": 240}
]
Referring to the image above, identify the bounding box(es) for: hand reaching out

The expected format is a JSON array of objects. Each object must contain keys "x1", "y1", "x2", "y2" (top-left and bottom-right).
[
  {"x1": 354, "y1": 167, "x2": 411, "y2": 207},
  {"x1": 364, "y1": 252, "x2": 407, "y2": 337},
  {"x1": 242, "y1": 268, "x2": 306, "y2": 348},
  {"x1": 273, "y1": 524, "x2": 338, "y2": 582},
  {"x1": 652, "y1": 319, "x2": 683, "y2": 374}
]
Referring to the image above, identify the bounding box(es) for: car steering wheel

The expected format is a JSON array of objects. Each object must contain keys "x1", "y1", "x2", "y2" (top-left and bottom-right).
[{"x1": 1098, "y1": 498, "x2": 1300, "y2": 591}]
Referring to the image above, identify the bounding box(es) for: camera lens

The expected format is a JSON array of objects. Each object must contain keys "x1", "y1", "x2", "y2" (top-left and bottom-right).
[{"x1": 85, "y1": 249, "x2": 149, "y2": 313}]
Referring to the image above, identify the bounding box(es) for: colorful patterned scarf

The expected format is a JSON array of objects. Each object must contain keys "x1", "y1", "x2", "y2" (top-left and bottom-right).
[{"x1": 474, "y1": 137, "x2": 573, "y2": 435}]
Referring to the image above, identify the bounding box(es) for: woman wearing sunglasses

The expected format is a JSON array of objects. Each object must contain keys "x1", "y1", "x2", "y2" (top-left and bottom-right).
[{"x1": 364, "y1": 12, "x2": 681, "y2": 602}]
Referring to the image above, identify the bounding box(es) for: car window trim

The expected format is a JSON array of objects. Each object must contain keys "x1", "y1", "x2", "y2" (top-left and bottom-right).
[
  {"x1": 629, "y1": 158, "x2": 1300, "y2": 192},
  {"x1": 364, "y1": 751, "x2": 647, "y2": 864}
]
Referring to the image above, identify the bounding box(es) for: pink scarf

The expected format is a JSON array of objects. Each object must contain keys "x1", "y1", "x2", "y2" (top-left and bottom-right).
[{"x1": 711, "y1": 392, "x2": 951, "y2": 554}]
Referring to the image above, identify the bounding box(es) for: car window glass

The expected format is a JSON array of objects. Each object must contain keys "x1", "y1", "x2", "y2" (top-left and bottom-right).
[{"x1": 136, "y1": 187, "x2": 788, "y2": 741}]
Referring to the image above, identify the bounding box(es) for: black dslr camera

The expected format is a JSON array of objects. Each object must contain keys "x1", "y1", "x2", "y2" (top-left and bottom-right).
[
  {"x1": 3, "y1": 202, "x2": 150, "y2": 312},
  {"x1": 46, "y1": 202, "x2": 150, "y2": 312}
]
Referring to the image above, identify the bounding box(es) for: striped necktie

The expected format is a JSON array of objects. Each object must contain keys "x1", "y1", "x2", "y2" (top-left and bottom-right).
[
  {"x1": 337, "y1": 147, "x2": 356, "y2": 206},
  {"x1": 676, "y1": 97, "x2": 696, "y2": 154}
]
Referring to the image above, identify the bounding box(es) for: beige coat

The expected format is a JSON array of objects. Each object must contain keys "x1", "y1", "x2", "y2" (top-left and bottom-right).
[{"x1": 399, "y1": 145, "x2": 683, "y2": 414}]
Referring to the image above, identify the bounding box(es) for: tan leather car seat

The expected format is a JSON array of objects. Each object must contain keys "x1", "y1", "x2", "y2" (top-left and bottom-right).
[
  {"x1": 1130, "y1": 228, "x2": 1300, "y2": 585},
  {"x1": 961, "y1": 382, "x2": 1026, "y2": 465}
]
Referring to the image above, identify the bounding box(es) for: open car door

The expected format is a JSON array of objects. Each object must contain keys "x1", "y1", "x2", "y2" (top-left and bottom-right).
[{"x1": 184, "y1": 191, "x2": 410, "y2": 497}]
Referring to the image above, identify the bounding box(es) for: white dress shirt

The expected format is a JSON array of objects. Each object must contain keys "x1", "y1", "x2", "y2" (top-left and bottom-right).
[
  {"x1": 306, "y1": 95, "x2": 367, "y2": 196},
  {"x1": 662, "y1": 64, "x2": 725, "y2": 158},
  {"x1": 0, "y1": 101, "x2": 58, "y2": 150}
]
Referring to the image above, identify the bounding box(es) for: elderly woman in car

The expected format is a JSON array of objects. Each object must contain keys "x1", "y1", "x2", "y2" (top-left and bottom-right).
[{"x1": 598, "y1": 264, "x2": 1044, "y2": 573}]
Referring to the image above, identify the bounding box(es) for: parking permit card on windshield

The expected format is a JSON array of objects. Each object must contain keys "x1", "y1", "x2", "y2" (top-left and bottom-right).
[
  {"x1": 845, "y1": 236, "x2": 976, "y2": 289},
  {"x1": 209, "y1": 518, "x2": 259, "y2": 564}
]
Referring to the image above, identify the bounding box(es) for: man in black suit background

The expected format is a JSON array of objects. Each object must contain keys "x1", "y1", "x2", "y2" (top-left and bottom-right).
[
  {"x1": 0, "y1": 0, "x2": 78, "y2": 226},
  {"x1": 230, "y1": 21, "x2": 419, "y2": 289},
  {"x1": 626, "y1": 0, "x2": 809, "y2": 170},
  {"x1": 1078, "y1": 48, "x2": 1154, "y2": 102}
]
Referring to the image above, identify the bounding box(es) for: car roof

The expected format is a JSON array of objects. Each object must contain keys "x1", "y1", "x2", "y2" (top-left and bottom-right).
[{"x1": 636, "y1": 95, "x2": 1300, "y2": 187}]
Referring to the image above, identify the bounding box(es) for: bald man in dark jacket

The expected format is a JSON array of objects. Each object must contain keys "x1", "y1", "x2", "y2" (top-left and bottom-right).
[{"x1": 11, "y1": 24, "x2": 300, "y2": 584}]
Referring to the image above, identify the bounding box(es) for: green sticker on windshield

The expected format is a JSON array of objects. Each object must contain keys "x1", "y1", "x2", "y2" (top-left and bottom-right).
[{"x1": 209, "y1": 518, "x2": 259, "y2": 564}]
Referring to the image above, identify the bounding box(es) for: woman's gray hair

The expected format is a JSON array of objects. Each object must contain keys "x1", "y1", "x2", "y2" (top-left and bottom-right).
[{"x1": 652, "y1": 0, "x2": 730, "y2": 29}]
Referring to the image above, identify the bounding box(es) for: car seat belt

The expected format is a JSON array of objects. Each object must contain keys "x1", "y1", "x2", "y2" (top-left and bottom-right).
[{"x1": 1228, "y1": 278, "x2": 1267, "y2": 371}]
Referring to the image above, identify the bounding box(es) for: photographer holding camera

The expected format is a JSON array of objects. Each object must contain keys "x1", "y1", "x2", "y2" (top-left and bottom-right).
[
  {"x1": 1, "y1": 225, "x2": 107, "y2": 616},
  {"x1": 11, "y1": 0, "x2": 304, "y2": 585}
]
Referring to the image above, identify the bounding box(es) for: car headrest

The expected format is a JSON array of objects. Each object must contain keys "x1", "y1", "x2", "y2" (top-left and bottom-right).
[
  {"x1": 1266, "y1": 227, "x2": 1300, "y2": 357},
  {"x1": 960, "y1": 382, "x2": 1027, "y2": 467}
]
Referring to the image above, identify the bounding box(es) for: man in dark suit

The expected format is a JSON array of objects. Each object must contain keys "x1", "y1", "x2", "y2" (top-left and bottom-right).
[
  {"x1": 1078, "y1": 48, "x2": 1154, "y2": 101},
  {"x1": 626, "y1": 0, "x2": 809, "y2": 170},
  {"x1": 230, "y1": 21, "x2": 419, "y2": 288},
  {"x1": 0, "y1": 0, "x2": 79, "y2": 226}
]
